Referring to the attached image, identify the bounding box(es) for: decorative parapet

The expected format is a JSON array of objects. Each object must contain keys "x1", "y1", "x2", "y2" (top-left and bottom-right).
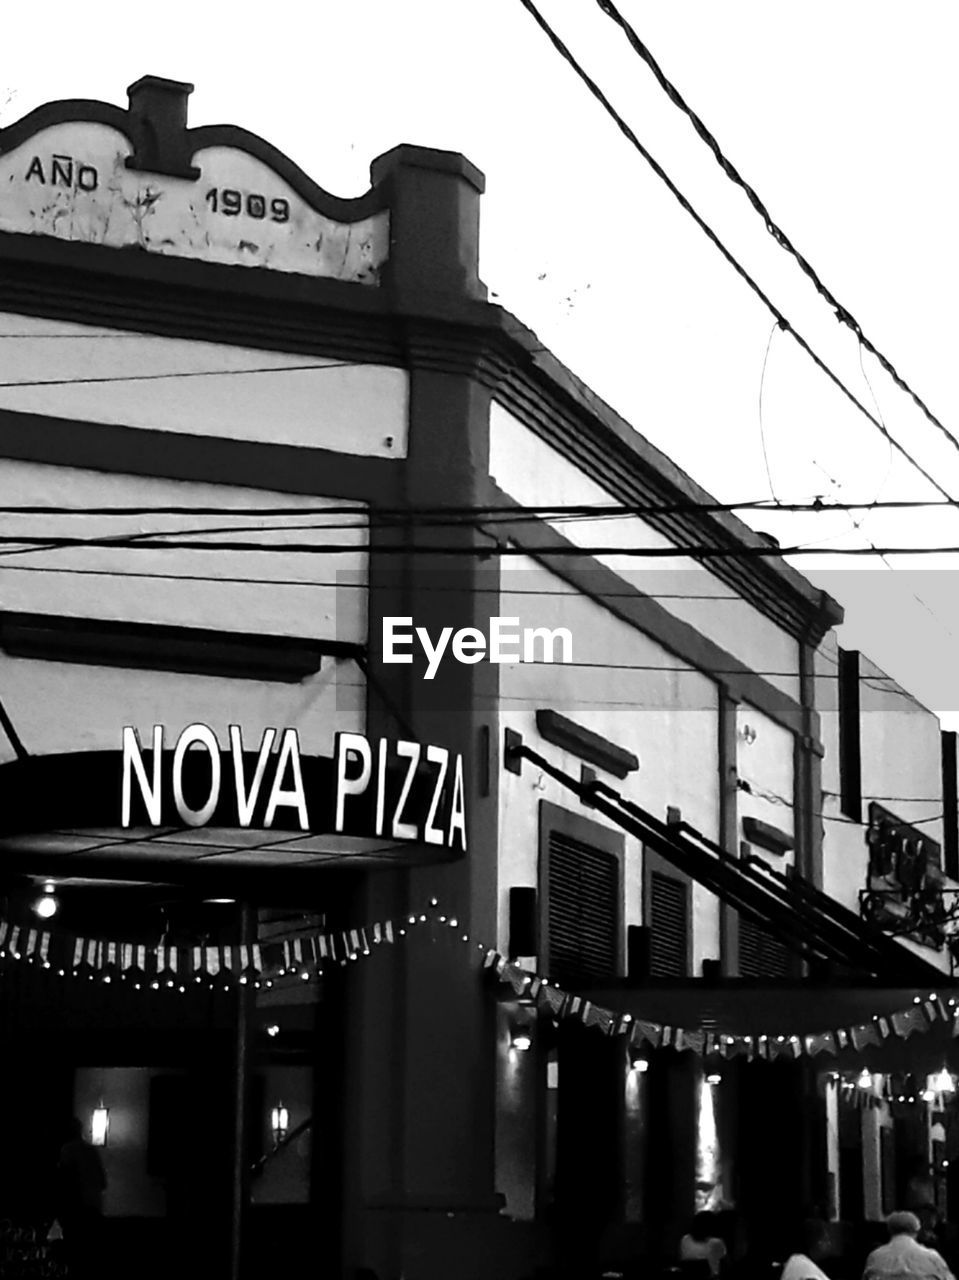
[{"x1": 0, "y1": 75, "x2": 486, "y2": 298}]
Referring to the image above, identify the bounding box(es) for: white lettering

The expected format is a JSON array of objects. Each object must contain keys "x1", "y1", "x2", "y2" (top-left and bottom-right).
[
  {"x1": 263, "y1": 729, "x2": 308, "y2": 829},
  {"x1": 230, "y1": 724, "x2": 277, "y2": 826},
  {"x1": 489, "y1": 616, "x2": 521, "y2": 664},
  {"x1": 122, "y1": 725, "x2": 163, "y2": 826},
  {"x1": 452, "y1": 627, "x2": 486, "y2": 663},
  {"x1": 381, "y1": 617, "x2": 574, "y2": 678},
  {"x1": 522, "y1": 626, "x2": 573, "y2": 664},
  {"x1": 418, "y1": 625, "x2": 453, "y2": 680},
  {"x1": 392, "y1": 740, "x2": 421, "y2": 840},
  {"x1": 334, "y1": 732, "x2": 372, "y2": 832},
  {"x1": 374, "y1": 737, "x2": 388, "y2": 837},
  {"x1": 448, "y1": 754, "x2": 467, "y2": 852},
  {"x1": 172, "y1": 723, "x2": 221, "y2": 827},
  {"x1": 423, "y1": 745, "x2": 449, "y2": 846},
  {"x1": 382, "y1": 617, "x2": 414, "y2": 664}
]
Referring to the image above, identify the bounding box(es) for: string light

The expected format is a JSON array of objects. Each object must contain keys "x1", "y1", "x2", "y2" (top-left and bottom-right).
[{"x1": 0, "y1": 899, "x2": 953, "y2": 1067}]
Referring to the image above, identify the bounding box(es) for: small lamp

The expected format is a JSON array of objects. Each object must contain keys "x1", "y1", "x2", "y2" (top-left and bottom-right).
[
  {"x1": 510, "y1": 1030, "x2": 532, "y2": 1052},
  {"x1": 270, "y1": 1102, "x2": 289, "y2": 1144},
  {"x1": 91, "y1": 1102, "x2": 109, "y2": 1147},
  {"x1": 930, "y1": 1069, "x2": 955, "y2": 1095},
  {"x1": 33, "y1": 882, "x2": 58, "y2": 920},
  {"x1": 629, "y1": 1051, "x2": 650, "y2": 1074}
]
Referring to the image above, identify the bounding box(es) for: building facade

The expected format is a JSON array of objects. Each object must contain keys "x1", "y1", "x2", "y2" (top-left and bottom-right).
[{"x1": 0, "y1": 76, "x2": 956, "y2": 1280}]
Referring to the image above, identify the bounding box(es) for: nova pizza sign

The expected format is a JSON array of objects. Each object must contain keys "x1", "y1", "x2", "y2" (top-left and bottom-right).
[{"x1": 122, "y1": 725, "x2": 467, "y2": 853}]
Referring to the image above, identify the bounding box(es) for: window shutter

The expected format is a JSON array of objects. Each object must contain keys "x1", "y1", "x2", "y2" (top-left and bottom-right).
[
  {"x1": 546, "y1": 829, "x2": 619, "y2": 987},
  {"x1": 648, "y1": 869, "x2": 689, "y2": 976},
  {"x1": 738, "y1": 914, "x2": 790, "y2": 977}
]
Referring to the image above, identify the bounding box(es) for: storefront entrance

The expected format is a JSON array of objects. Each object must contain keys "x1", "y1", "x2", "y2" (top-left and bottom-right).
[{"x1": 0, "y1": 886, "x2": 344, "y2": 1279}]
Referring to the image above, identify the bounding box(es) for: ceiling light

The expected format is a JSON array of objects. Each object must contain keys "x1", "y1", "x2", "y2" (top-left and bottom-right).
[{"x1": 33, "y1": 881, "x2": 58, "y2": 919}]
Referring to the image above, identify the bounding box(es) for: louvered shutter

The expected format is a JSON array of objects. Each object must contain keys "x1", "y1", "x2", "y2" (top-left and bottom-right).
[
  {"x1": 738, "y1": 913, "x2": 790, "y2": 977},
  {"x1": 546, "y1": 829, "x2": 619, "y2": 987},
  {"x1": 648, "y1": 869, "x2": 689, "y2": 976}
]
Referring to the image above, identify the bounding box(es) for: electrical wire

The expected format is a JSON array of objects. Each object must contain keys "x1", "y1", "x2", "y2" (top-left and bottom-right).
[
  {"x1": 517, "y1": 0, "x2": 959, "y2": 510},
  {"x1": 592, "y1": 0, "x2": 959, "y2": 467},
  {"x1": 0, "y1": 533, "x2": 956, "y2": 557},
  {"x1": 0, "y1": 499, "x2": 953, "y2": 518},
  {"x1": 739, "y1": 779, "x2": 943, "y2": 827},
  {"x1": 0, "y1": 361, "x2": 359, "y2": 389},
  {"x1": 757, "y1": 319, "x2": 782, "y2": 503}
]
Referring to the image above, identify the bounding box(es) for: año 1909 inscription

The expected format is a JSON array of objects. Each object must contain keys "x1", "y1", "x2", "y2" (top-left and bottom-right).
[{"x1": 0, "y1": 122, "x2": 388, "y2": 284}]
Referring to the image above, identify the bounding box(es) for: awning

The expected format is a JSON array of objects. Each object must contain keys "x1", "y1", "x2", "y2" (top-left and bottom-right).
[
  {"x1": 508, "y1": 741, "x2": 949, "y2": 987},
  {"x1": 0, "y1": 739, "x2": 466, "y2": 893}
]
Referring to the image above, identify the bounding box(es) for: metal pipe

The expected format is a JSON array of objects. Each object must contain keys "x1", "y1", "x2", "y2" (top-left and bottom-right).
[{"x1": 230, "y1": 903, "x2": 255, "y2": 1280}]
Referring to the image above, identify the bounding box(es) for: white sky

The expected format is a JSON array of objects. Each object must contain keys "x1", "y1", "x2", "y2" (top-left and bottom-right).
[{"x1": 5, "y1": 1, "x2": 959, "y2": 721}]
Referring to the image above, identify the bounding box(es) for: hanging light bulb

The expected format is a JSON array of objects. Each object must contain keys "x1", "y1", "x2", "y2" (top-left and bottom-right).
[
  {"x1": 91, "y1": 1102, "x2": 109, "y2": 1147},
  {"x1": 270, "y1": 1102, "x2": 289, "y2": 1144},
  {"x1": 32, "y1": 881, "x2": 58, "y2": 919}
]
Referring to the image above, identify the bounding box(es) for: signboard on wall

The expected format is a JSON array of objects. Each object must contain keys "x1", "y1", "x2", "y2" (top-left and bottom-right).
[
  {"x1": 0, "y1": 726, "x2": 468, "y2": 880},
  {"x1": 862, "y1": 802, "x2": 945, "y2": 949},
  {"x1": 121, "y1": 725, "x2": 467, "y2": 853},
  {"x1": 0, "y1": 122, "x2": 388, "y2": 283}
]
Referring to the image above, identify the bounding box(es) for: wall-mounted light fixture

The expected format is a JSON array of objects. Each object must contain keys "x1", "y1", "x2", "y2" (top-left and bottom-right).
[
  {"x1": 270, "y1": 1102, "x2": 289, "y2": 1145},
  {"x1": 510, "y1": 1029, "x2": 532, "y2": 1053},
  {"x1": 91, "y1": 1102, "x2": 110, "y2": 1147},
  {"x1": 705, "y1": 1072, "x2": 722, "y2": 1085},
  {"x1": 629, "y1": 1051, "x2": 650, "y2": 1074},
  {"x1": 33, "y1": 881, "x2": 58, "y2": 920},
  {"x1": 857, "y1": 1068, "x2": 874, "y2": 1091},
  {"x1": 929, "y1": 1069, "x2": 956, "y2": 1095},
  {"x1": 739, "y1": 725, "x2": 757, "y2": 746}
]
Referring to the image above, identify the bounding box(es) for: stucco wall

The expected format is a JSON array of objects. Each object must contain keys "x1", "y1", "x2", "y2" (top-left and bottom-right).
[
  {"x1": 489, "y1": 402, "x2": 801, "y2": 702},
  {"x1": 0, "y1": 460, "x2": 367, "y2": 761},
  {"x1": 497, "y1": 555, "x2": 721, "y2": 969},
  {"x1": 0, "y1": 311, "x2": 407, "y2": 458}
]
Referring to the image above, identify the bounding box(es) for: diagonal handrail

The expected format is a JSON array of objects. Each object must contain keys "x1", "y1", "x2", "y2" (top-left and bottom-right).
[{"x1": 248, "y1": 1116, "x2": 312, "y2": 1180}]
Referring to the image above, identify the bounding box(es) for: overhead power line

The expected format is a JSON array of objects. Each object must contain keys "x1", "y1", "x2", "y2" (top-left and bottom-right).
[
  {"x1": 0, "y1": 499, "x2": 958, "y2": 518},
  {"x1": 593, "y1": 0, "x2": 959, "y2": 465},
  {"x1": 0, "y1": 361, "x2": 358, "y2": 389},
  {"x1": 3, "y1": 532, "x2": 959, "y2": 557},
  {"x1": 517, "y1": 0, "x2": 959, "y2": 510}
]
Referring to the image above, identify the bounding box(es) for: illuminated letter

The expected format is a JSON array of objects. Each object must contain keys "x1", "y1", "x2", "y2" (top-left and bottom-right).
[
  {"x1": 172, "y1": 723, "x2": 221, "y2": 827},
  {"x1": 334, "y1": 732, "x2": 372, "y2": 832},
  {"x1": 423, "y1": 745, "x2": 449, "y2": 846},
  {"x1": 392, "y1": 741, "x2": 420, "y2": 840},
  {"x1": 263, "y1": 729, "x2": 308, "y2": 830},
  {"x1": 122, "y1": 725, "x2": 163, "y2": 826},
  {"x1": 229, "y1": 725, "x2": 277, "y2": 827},
  {"x1": 374, "y1": 737, "x2": 388, "y2": 836},
  {"x1": 447, "y1": 754, "x2": 467, "y2": 852}
]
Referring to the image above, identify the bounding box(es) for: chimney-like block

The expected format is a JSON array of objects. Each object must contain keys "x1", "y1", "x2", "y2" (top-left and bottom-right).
[{"x1": 126, "y1": 75, "x2": 199, "y2": 179}]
